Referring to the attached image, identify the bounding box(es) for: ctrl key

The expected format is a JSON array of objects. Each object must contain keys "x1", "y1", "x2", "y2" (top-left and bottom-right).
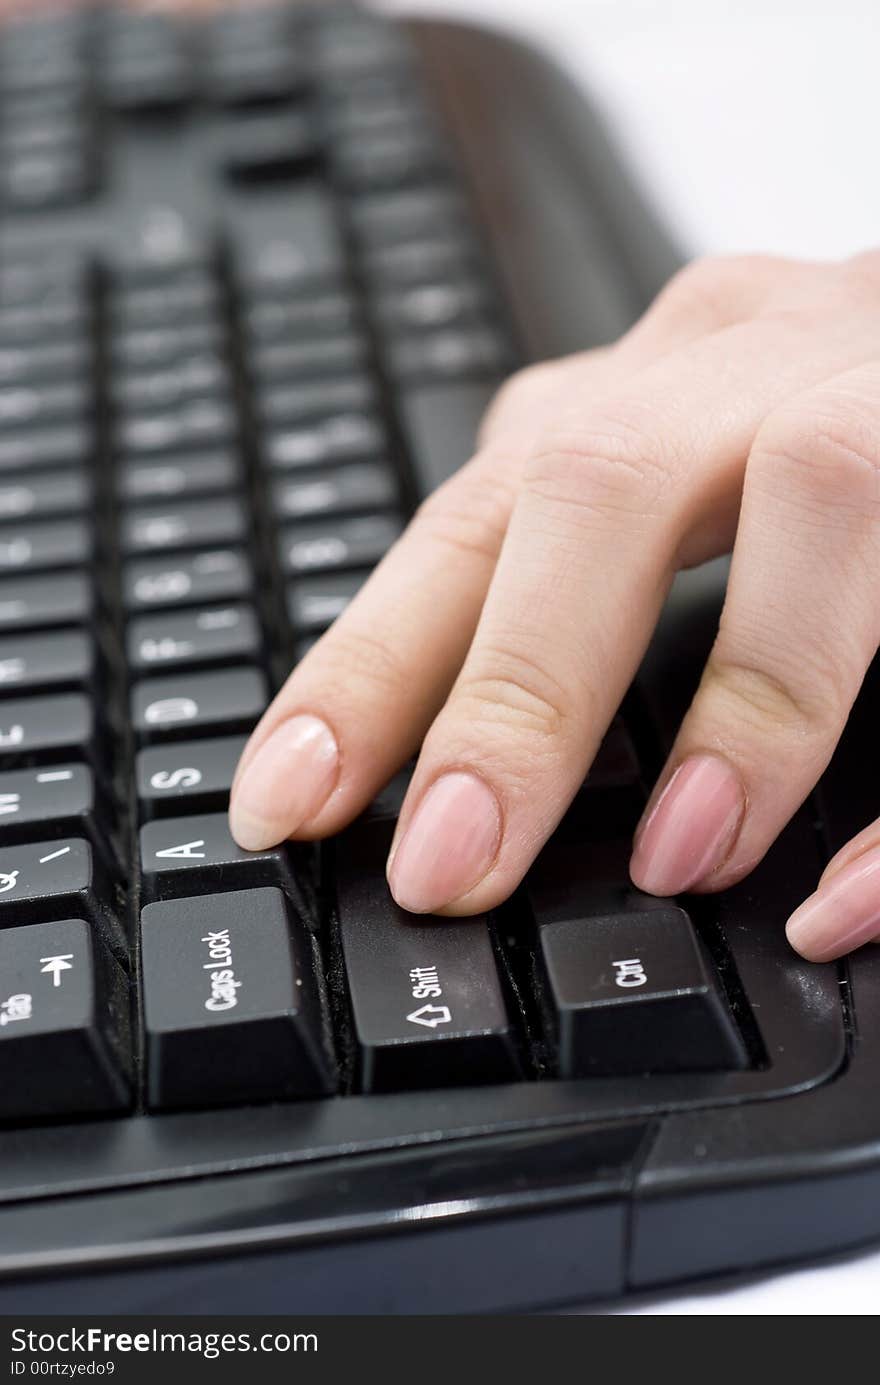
[
  {"x1": 141, "y1": 889, "x2": 335, "y2": 1110},
  {"x1": 538, "y1": 907, "x2": 749, "y2": 1078},
  {"x1": 0, "y1": 919, "x2": 130, "y2": 1119}
]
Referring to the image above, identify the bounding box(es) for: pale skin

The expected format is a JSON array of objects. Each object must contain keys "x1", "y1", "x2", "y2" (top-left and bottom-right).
[{"x1": 227, "y1": 250, "x2": 880, "y2": 964}]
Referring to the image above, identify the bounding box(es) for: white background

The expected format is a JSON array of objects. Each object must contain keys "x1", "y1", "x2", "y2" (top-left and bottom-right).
[
  {"x1": 376, "y1": 0, "x2": 880, "y2": 1314},
  {"x1": 378, "y1": 0, "x2": 880, "y2": 261}
]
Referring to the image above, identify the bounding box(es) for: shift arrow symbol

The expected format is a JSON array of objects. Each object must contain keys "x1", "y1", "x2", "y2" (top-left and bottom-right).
[
  {"x1": 406, "y1": 1003, "x2": 452, "y2": 1028},
  {"x1": 40, "y1": 954, "x2": 74, "y2": 987}
]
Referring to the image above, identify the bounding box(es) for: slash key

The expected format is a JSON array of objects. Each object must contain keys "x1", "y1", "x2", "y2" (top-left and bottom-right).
[{"x1": 0, "y1": 837, "x2": 122, "y2": 954}]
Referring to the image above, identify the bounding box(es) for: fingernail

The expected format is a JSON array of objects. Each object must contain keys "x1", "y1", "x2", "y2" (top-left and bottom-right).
[
  {"x1": 630, "y1": 754, "x2": 745, "y2": 896},
  {"x1": 229, "y1": 714, "x2": 339, "y2": 850},
  {"x1": 786, "y1": 844, "x2": 880, "y2": 961},
  {"x1": 387, "y1": 771, "x2": 502, "y2": 914}
]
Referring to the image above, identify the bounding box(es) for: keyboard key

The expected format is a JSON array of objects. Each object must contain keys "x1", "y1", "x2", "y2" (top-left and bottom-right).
[
  {"x1": 0, "y1": 520, "x2": 90, "y2": 573},
  {"x1": 253, "y1": 335, "x2": 367, "y2": 383},
  {"x1": 337, "y1": 827, "x2": 520, "y2": 1091},
  {"x1": 105, "y1": 57, "x2": 190, "y2": 116},
  {"x1": 281, "y1": 513, "x2": 403, "y2": 575},
  {"x1": 364, "y1": 236, "x2": 474, "y2": 288},
  {"x1": 0, "y1": 471, "x2": 90, "y2": 523},
  {"x1": 0, "y1": 918, "x2": 129, "y2": 1118},
  {"x1": 118, "y1": 450, "x2": 239, "y2": 502},
  {"x1": 0, "y1": 121, "x2": 81, "y2": 160},
  {"x1": 0, "y1": 422, "x2": 91, "y2": 474},
  {"x1": 0, "y1": 378, "x2": 88, "y2": 427},
  {"x1": 0, "y1": 693, "x2": 92, "y2": 758},
  {"x1": 247, "y1": 294, "x2": 358, "y2": 343},
  {"x1": 375, "y1": 280, "x2": 489, "y2": 332},
  {"x1": 110, "y1": 238, "x2": 205, "y2": 286},
  {"x1": 0, "y1": 763, "x2": 94, "y2": 840},
  {"x1": 332, "y1": 129, "x2": 446, "y2": 192},
  {"x1": 205, "y1": 5, "x2": 303, "y2": 107},
  {"x1": 399, "y1": 380, "x2": 497, "y2": 496},
  {"x1": 113, "y1": 320, "x2": 222, "y2": 370},
  {"x1": 0, "y1": 571, "x2": 91, "y2": 630},
  {"x1": 111, "y1": 275, "x2": 218, "y2": 329},
  {"x1": 327, "y1": 93, "x2": 431, "y2": 142},
  {"x1": 121, "y1": 499, "x2": 246, "y2": 555},
  {"x1": 314, "y1": 14, "x2": 413, "y2": 78},
  {"x1": 0, "y1": 294, "x2": 87, "y2": 343},
  {"x1": 256, "y1": 376, "x2": 376, "y2": 429},
  {"x1": 273, "y1": 463, "x2": 398, "y2": 520},
  {"x1": 0, "y1": 338, "x2": 85, "y2": 384},
  {"x1": 123, "y1": 548, "x2": 252, "y2": 611},
  {"x1": 258, "y1": 377, "x2": 378, "y2": 427},
  {"x1": 553, "y1": 720, "x2": 646, "y2": 840},
  {"x1": 350, "y1": 188, "x2": 466, "y2": 246},
  {"x1": 219, "y1": 109, "x2": 320, "y2": 182},
  {"x1": 116, "y1": 400, "x2": 236, "y2": 455},
  {"x1": 0, "y1": 838, "x2": 108, "y2": 930},
  {"x1": 286, "y1": 570, "x2": 369, "y2": 633},
  {"x1": 585, "y1": 718, "x2": 641, "y2": 789},
  {"x1": 364, "y1": 766, "x2": 413, "y2": 822},
  {"x1": 139, "y1": 813, "x2": 286, "y2": 896},
  {"x1": 388, "y1": 327, "x2": 510, "y2": 382},
  {"x1": 136, "y1": 734, "x2": 247, "y2": 814},
  {"x1": 232, "y1": 189, "x2": 345, "y2": 293},
  {"x1": 131, "y1": 666, "x2": 266, "y2": 740},
  {"x1": 0, "y1": 258, "x2": 85, "y2": 309},
  {"x1": 0, "y1": 628, "x2": 92, "y2": 691},
  {"x1": 112, "y1": 357, "x2": 229, "y2": 412},
  {"x1": 537, "y1": 906, "x2": 749, "y2": 1077},
  {"x1": 103, "y1": 14, "x2": 190, "y2": 114},
  {"x1": 266, "y1": 414, "x2": 387, "y2": 470},
  {"x1": 127, "y1": 604, "x2": 260, "y2": 672},
  {"x1": 0, "y1": 150, "x2": 94, "y2": 212},
  {"x1": 141, "y1": 888, "x2": 333, "y2": 1109},
  {"x1": 207, "y1": 46, "x2": 305, "y2": 109}
]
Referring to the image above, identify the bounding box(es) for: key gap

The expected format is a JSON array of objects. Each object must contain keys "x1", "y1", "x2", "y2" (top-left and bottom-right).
[{"x1": 94, "y1": 258, "x2": 143, "y2": 1110}]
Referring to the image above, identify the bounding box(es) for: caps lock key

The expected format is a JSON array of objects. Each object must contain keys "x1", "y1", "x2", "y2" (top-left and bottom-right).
[{"x1": 141, "y1": 888, "x2": 334, "y2": 1108}]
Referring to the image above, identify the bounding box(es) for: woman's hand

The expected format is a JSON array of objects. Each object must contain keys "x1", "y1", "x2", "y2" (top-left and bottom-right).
[{"x1": 229, "y1": 251, "x2": 880, "y2": 963}]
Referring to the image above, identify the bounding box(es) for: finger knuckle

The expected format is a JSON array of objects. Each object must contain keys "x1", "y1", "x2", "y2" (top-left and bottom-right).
[
  {"x1": 756, "y1": 398, "x2": 880, "y2": 502},
  {"x1": 415, "y1": 461, "x2": 516, "y2": 565},
  {"x1": 455, "y1": 643, "x2": 578, "y2": 746},
  {"x1": 704, "y1": 649, "x2": 843, "y2": 741},
  {"x1": 312, "y1": 625, "x2": 411, "y2": 703},
  {"x1": 524, "y1": 402, "x2": 677, "y2": 518},
  {"x1": 479, "y1": 362, "x2": 562, "y2": 442}
]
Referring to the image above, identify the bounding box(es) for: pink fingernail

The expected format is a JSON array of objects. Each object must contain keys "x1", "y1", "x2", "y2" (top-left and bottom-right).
[
  {"x1": 630, "y1": 754, "x2": 745, "y2": 896},
  {"x1": 229, "y1": 714, "x2": 339, "y2": 850},
  {"x1": 786, "y1": 844, "x2": 880, "y2": 961},
  {"x1": 387, "y1": 771, "x2": 502, "y2": 914}
]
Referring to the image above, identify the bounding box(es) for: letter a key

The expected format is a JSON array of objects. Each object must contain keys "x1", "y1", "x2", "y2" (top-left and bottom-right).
[{"x1": 139, "y1": 813, "x2": 292, "y2": 898}]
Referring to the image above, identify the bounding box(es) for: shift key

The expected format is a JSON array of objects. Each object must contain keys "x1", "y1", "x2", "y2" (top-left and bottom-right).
[{"x1": 336, "y1": 825, "x2": 520, "y2": 1092}]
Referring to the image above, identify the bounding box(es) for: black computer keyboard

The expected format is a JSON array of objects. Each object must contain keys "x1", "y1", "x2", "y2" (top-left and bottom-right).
[{"x1": 1, "y1": 1, "x2": 878, "y2": 1316}]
